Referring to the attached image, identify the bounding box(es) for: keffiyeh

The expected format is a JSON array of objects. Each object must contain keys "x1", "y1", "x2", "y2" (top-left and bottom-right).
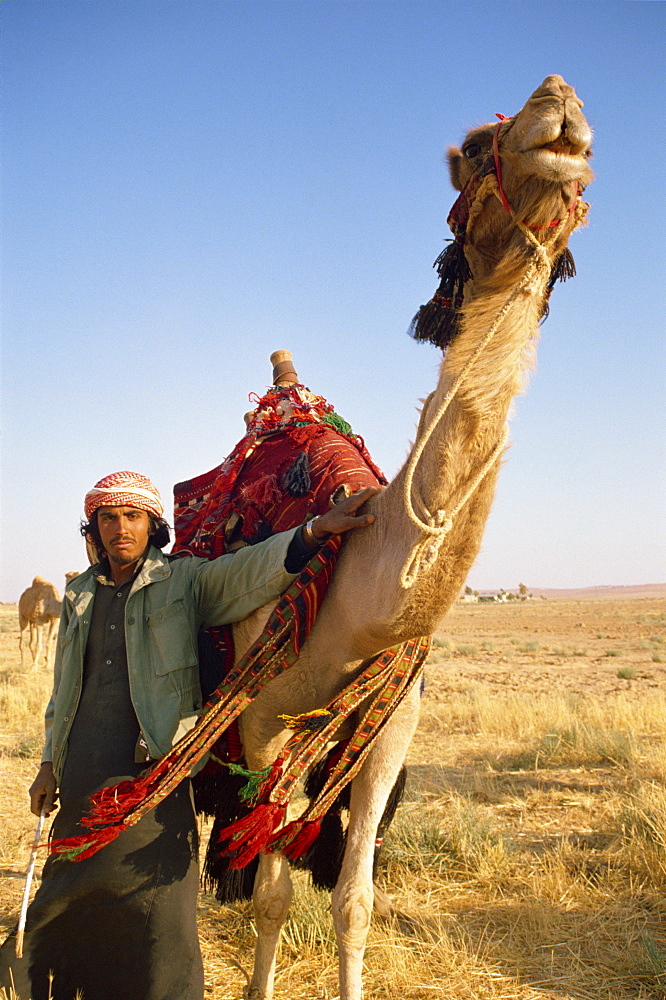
[{"x1": 84, "y1": 471, "x2": 164, "y2": 520}]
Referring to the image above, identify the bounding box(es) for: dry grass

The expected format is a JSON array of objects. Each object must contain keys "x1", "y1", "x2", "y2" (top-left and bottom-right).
[{"x1": 1, "y1": 597, "x2": 665, "y2": 999}]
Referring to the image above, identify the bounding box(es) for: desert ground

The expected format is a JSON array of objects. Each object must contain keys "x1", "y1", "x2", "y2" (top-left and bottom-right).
[{"x1": 1, "y1": 592, "x2": 665, "y2": 999}]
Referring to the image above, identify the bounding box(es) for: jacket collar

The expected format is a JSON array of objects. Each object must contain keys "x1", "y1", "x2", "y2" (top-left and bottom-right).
[
  {"x1": 65, "y1": 545, "x2": 171, "y2": 601},
  {"x1": 131, "y1": 545, "x2": 172, "y2": 591}
]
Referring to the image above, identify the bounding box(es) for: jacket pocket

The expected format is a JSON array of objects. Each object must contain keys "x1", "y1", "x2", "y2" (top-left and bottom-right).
[{"x1": 146, "y1": 599, "x2": 198, "y2": 675}]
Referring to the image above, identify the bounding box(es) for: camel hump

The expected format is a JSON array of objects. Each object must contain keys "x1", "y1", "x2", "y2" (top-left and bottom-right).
[{"x1": 32, "y1": 575, "x2": 48, "y2": 586}]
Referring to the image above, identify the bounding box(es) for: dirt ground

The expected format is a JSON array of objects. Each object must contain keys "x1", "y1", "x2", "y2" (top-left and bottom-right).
[{"x1": 431, "y1": 596, "x2": 666, "y2": 700}]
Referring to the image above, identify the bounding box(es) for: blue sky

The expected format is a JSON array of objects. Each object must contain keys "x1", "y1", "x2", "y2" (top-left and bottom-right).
[{"x1": 2, "y1": 0, "x2": 665, "y2": 601}]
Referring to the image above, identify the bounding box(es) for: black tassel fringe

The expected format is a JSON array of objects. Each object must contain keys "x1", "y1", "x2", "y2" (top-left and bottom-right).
[
  {"x1": 410, "y1": 241, "x2": 472, "y2": 350},
  {"x1": 291, "y1": 811, "x2": 348, "y2": 891},
  {"x1": 280, "y1": 452, "x2": 312, "y2": 497},
  {"x1": 197, "y1": 765, "x2": 259, "y2": 902},
  {"x1": 541, "y1": 248, "x2": 576, "y2": 322},
  {"x1": 300, "y1": 758, "x2": 408, "y2": 890}
]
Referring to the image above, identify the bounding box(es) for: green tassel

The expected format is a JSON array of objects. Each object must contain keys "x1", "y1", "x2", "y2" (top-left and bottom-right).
[
  {"x1": 323, "y1": 412, "x2": 354, "y2": 437},
  {"x1": 224, "y1": 761, "x2": 273, "y2": 803}
]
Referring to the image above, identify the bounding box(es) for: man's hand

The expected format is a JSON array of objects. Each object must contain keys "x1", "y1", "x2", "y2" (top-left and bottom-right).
[
  {"x1": 29, "y1": 762, "x2": 58, "y2": 817},
  {"x1": 304, "y1": 486, "x2": 381, "y2": 546}
]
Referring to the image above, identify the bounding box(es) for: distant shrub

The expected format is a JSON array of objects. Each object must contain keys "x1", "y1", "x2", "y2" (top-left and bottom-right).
[{"x1": 617, "y1": 666, "x2": 637, "y2": 680}]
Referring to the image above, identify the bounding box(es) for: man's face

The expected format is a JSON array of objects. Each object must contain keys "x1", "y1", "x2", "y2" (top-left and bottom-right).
[{"x1": 96, "y1": 506, "x2": 152, "y2": 569}]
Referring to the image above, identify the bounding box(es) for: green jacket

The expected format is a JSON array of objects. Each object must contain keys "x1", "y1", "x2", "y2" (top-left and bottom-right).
[{"x1": 44, "y1": 529, "x2": 300, "y2": 781}]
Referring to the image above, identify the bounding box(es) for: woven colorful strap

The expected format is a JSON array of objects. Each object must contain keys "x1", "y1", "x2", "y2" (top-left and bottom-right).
[
  {"x1": 213, "y1": 636, "x2": 430, "y2": 869},
  {"x1": 47, "y1": 537, "x2": 342, "y2": 862}
]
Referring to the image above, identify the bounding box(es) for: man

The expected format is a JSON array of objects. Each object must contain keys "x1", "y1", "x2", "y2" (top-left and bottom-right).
[{"x1": 0, "y1": 470, "x2": 377, "y2": 1000}]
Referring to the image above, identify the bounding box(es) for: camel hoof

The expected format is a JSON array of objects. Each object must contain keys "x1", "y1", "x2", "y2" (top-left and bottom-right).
[{"x1": 243, "y1": 987, "x2": 266, "y2": 1000}]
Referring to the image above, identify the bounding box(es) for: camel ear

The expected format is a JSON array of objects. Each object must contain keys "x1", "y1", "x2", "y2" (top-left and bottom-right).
[{"x1": 448, "y1": 146, "x2": 464, "y2": 192}]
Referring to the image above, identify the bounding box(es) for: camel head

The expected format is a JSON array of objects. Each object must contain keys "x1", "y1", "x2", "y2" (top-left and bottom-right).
[
  {"x1": 448, "y1": 74, "x2": 593, "y2": 239},
  {"x1": 412, "y1": 75, "x2": 593, "y2": 349}
]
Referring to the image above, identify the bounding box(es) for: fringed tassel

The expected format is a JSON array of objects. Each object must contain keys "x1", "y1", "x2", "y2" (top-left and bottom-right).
[
  {"x1": 541, "y1": 248, "x2": 577, "y2": 321},
  {"x1": 217, "y1": 801, "x2": 287, "y2": 870},
  {"x1": 273, "y1": 817, "x2": 323, "y2": 861},
  {"x1": 278, "y1": 708, "x2": 333, "y2": 732},
  {"x1": 48, "y1": 825, "x2": 122, "y2": 862},
  {"x1": 292, "y1": 810, "x2": 347, "y2": 890},
  {"x1": 206, "y1": 852, "x2": 259, "y2": 903},
  {"x1": 252, "y1": 758, "x2": 285, "y2": 803},
  {"x1": 65, "y1": 762, "x2": 170, "y2": 833},
  {"x1": 280, "y1": 452, "x2": 312, "y2": 497},
  {"x1": 200, "y1": 767, "x2": 260, "y2": 902},
  {"x1": 223, "y1": 761, "x2": 274, "y2": 804},
  {"x1": 240, "y1": 473, "x2": 282, "y2": 508},
  {"x1": 409, "y1": 240, "x2": 472, "y2": 350},
  {"x1": 322, "y1": 412, "x2": 353, "y2": 437}
]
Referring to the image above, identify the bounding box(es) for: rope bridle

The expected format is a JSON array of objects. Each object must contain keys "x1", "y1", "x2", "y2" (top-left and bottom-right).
[
  {"x1": 400, "y1": 117, "x2": 583, "y2": 589},
  {"x1": 492, "y1": 114, "x2": 582, "y2": 230}
]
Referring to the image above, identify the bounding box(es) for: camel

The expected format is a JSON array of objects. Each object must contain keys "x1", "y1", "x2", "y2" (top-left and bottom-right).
[
  {"x1": 222, "y1": 74, "x2": 593, "y2": 1000},
  {"x1": 19, "y1": 572, "x2": 79, "y2": 669},
  {"x1": 52, "y1": 73, "x2": 591, "y2": 999}
]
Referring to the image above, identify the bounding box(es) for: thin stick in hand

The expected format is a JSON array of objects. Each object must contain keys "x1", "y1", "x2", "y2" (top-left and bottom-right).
[{"x1": 15, "y1": 810, "x2": 46, "y2": 959}]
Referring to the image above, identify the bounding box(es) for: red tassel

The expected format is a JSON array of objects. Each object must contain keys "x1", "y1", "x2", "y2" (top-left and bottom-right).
[
  {"x1": 217, "y1": 802, "x2": 287, "y2": 869},
  {"x1": 271, "y1": 817, "x2": 322, "y2": 860},
  {"x1": 240, "y1": 473, "x2": 282, "y2": 508},
  {"x1": 48, "y1": 824, "x2": 124, "y2": 862},
  {"x1": 253, "y1": 758, "x2": 284, "y2": 803},
  {"x1": 82, "y1": 767, "x2": 164, "y2": 829},
  {"x1": 239, "y1": 506, "x2": 263, "y2": 539}
]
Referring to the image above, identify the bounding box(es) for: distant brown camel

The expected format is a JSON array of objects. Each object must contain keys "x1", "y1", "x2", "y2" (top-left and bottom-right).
[{"x1": 18, "y1": 572, "x2": 79, "y2": 669}]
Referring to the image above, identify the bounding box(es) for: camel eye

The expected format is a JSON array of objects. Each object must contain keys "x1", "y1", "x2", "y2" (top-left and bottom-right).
[{"x1": 464, "y1": 144, "x2": 481, "y2": 159}]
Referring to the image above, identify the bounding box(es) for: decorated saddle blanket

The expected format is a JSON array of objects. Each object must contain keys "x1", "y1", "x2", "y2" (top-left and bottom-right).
[
  {"x1": 172, "y1": 383, "x2": 387, "y2": 762},
  {"x1": 173, "y1": 382, "x2": 386, "y2": 558}
]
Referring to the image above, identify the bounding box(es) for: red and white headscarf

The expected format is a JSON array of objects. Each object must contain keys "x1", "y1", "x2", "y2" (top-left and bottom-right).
[{"x1": 84, "y1": 471, "x2": 164, "y2": 520}]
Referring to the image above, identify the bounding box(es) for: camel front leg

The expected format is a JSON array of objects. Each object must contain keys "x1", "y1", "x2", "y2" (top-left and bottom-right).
[
  {"x1": 332, "y1": 686, "x2": 420, "y2": 1000},
  {"x1": 44, "y1": 619, "x2": 57, "y2": 670},
  {"x1": 30, "y1": 623, "x2": 42, "y2": 667},
  {"x1": 19, "y1": 622, "x2": 27, "y2": 666},
  {"x1": 246, "y1": 851, "x2": 293, "y2": 1000}
]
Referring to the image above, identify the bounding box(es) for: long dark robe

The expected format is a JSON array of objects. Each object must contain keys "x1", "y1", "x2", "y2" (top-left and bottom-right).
[{"x1": 0, "y1": 571, "x2": 203, "y2": 1000}]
